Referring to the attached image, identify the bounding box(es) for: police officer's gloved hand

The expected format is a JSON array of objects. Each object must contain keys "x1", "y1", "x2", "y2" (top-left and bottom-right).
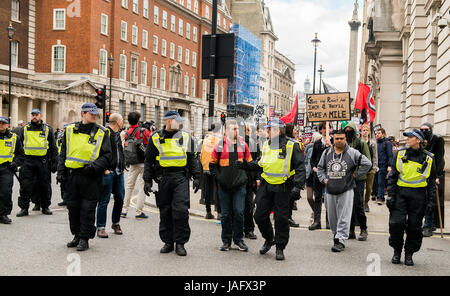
[
  {"x1": 144, "y1": 181, "x2": 153, "y2": 196},
  {"x1": 193, "y1": 178, "x2": 201, "y2": 193},
  {"x1": 56, "y1": 173, "x2": 65, "y2": 184},
  {"x1": 51, "y1": 163, "x2": 58, "y2": 174},
  {"x1": 7, "y1": 162, "x2": 18, "y2": 173},
  {"x1": 289, "y1": 187, "x2": 301, "y2": 200},
  {"x1": 386, "y1": 196, "x2": 395, "y2": 210},
  {"x1": 83, "y1": 164, "x2": 96, "y2": 175}
]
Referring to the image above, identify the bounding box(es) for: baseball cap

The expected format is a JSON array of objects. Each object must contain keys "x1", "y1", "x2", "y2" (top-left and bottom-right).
[
  {"x1": 81, "y1": 103, "x2": 100, "y2": 115},
  {"x1": 163, "y1": 110, "x2": 184, "y2": 122},
  {"x1": 31, "y1": 108, "x2": 41, "y2": 115},
  {"x1": 403, "y1": 129, "x2": 424, "y2": 142},
  {"x1": 0, "y1": 116, "x2": 9, "y2": 124},
  {"x1": 264, "y1": 119, "x2": 285, "y2": 128}
]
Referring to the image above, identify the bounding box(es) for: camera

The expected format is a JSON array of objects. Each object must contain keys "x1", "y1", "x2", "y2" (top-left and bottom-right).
[
  {"x1": 141, "y1": 120, "x2": 156, "y2": 132},
  {"x1": 438, "y1": 17, "x2": 449, "y2": 29}
]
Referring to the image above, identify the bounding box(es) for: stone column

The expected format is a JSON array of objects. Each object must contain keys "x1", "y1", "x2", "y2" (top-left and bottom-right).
[
  {"x1": 11, "y1": 96, "x2": 18, "y2": 127},
  {"x1": 26, "y1": 98, "x2": 33, "y2": 119},
  {"x1": 52, "y1": 101, "x2": 60, "y2": 128},
  {"x1": 347, "y1": 1, "x2": 361, "y2": 102},
  {"x1": 40, "y1": 100, "x2": 47, "y2": 123}
]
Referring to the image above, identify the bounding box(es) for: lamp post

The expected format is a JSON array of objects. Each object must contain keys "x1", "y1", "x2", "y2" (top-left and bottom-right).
[
  {"x1": 7, "y1": 21, "x2": 15, "y2": 121},
  {"x1": 311, "y1": 33, "x2": 321, "y2": 94},
  {"x1": 318, "y1": 65, "x2": 325, "y2": 94},
  {"x1": 108, "y1": 55, "x2": 114, "y2": 114}
]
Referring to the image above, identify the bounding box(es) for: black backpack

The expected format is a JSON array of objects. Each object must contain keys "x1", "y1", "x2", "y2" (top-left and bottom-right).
[{"x1": 123, "y1": 127, "x2": 145, "y2": 166}]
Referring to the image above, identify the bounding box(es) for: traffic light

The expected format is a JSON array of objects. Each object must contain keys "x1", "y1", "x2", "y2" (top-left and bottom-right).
[
  {"x1": 105, "y1": 111, "x2": 110, "y2": 123},
  {"x1": 95, "y1": 88, "x2": 105, "y2": 109},
  {"x1": 220, "y1": 113, "x2": 226, "y2": 125}
]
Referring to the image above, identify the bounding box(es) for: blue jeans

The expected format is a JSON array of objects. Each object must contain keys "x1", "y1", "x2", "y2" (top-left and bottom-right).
[
  {"x1": 96, "y1": 172, "x2": 125, "y2": 228},
  {"x1": 377, "y1": 168, "x2": 387, "y2": 201},
  {"x1": 218, "y1": 187, "x2": 246, "y2": 244}
]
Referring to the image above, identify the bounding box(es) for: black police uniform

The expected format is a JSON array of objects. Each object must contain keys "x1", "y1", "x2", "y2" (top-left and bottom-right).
[
  {"x1": 58, "y1": 122, "x2": 112, "y2": 241},
  {"x1": 387, "y1": 147, "x2": 436, "y2": 255},
  {"x1": 143, "y1": 129, "x2": 201, "y2": 247},
  {"x1": 17, "y1": 121, "x2": 58, "y2": 212}
]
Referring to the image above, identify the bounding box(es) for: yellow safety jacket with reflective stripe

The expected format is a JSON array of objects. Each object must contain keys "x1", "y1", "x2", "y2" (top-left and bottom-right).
[
  {"x1": 64, "y1": 123, "x2": 106, "y2": 169},
  {"x1": 23, "y1": 124, "x2": 49, "y2": 156},
  {"x1": 0, "y1": 133, "x2": 17, "y2": 165},
  {"x1": 152, "y1": 131, "x2": 189, "y2": 167},
  {"x1": 395, "y1": 149, "x2": 433, "y2": 188},
  {"x1": 258, "y1": 139, "x2": 295, "y2": 185}
]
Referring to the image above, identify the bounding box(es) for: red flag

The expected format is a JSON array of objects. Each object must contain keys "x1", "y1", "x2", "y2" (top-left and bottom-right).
[
  {"x1": 355, "y1": 82, "x2": 370, "y2": 111},
  {"x1": 280, "y1": 93, "x2": 298, "y2": 124},
  {"x1": 367, "y1": 89, "x2": 376, "y2": 123}
]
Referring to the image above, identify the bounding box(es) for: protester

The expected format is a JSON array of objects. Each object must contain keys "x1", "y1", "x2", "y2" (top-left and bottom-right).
[
  {"x1": 375, "y1": 128, "x2": 393, "y2": 205},
  {"x1": 305, "y1": 133, "x2": 321, "y2": 223},
  {"x1": 360, "y1": 124, "x2": 378, "y2": 213},
  {"x1": 244, "y1": 123, "x2": 259, "y2": 238}
]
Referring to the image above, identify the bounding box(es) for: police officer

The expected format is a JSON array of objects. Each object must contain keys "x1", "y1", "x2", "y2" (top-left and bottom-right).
[
  {"x1": 254, "y1": 119, "x2": 306, "y2": 260},
  {"x1": 56, "y1": 126, "x2": 68, "y2": 207},
  {"x1": 0, "y1": 116, "x2": 23, "y2": 224},
  {"x1": 16, "y1": 109, "x2": 58, "y2": 217},
  {"x1": 143, "y1": 111, "x2": 201, "y2": 256},
  {"x1": 57, "y1": 103, "x2": 112, "y2": 251},
  {"x1": 387, "y1": 129, "x2": 436, "y2": 266}
]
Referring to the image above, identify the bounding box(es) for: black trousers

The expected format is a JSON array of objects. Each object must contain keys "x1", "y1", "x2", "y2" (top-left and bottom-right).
[
  {"x1": 202, "y1": 172, "x2": 216, "y2": 213},
  {"x1": 312, "y1": 173, "x2": 324, "y2": 223},
  {"x1": 66, "y1": 170, "x2": 102, "y2": 240},
  {"x1": 0, "y1": 166, "x2": 13, "y2": 216},
  {"x1": 389, "y1": 187, "x2": 427, "y2": 254},
  {"x1": 254, "y1": 182, "x2": 290, "y2": 250},
  {"x1": 244, "y1": 183, "x2": 255, "y2": 233},
  {"x1": 350, "y1": 180, "x2": 368, "y2": 232},
  {"x1": 156, "y1": 171, "x2": 190, "y2": 245},
  {"x1": 434, "y1": 174, "x2": 445, "y2": 228},
  {"x1": 18, "y1": 157, "x2": 52, "y2": 209}
]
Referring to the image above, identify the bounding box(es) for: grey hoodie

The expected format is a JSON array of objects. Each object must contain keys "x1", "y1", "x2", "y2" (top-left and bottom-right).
[{"x1": 317, "y1": 144, "x2": 372, "y2": 195}]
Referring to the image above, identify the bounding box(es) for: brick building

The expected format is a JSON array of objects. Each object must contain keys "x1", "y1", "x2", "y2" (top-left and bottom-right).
[{"x1": 1, "y1": 0, "x2": 232, "y2": 137}]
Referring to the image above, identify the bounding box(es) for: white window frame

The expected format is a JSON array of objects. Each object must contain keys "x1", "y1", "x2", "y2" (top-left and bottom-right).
[
  {"x1": 187, "y1": 0, "x2": 192, "y2": 10},
  {"x1": 194, "y1": 0, "x2": 199, "y2": 14},
  {"x1": 161, "y1": 39, "x2": 167, "y2": 57},
  {"x1": 143, "y1": 0, "x2": 149, "y2": 18},
  {"x1": 171, "y1": 15, "x2": 176, "y2": 32},
  {"x1": 185, "y1": 49, "x2": 190, "y2": 65},
  {"x1": 154, "y1": 6, "x2": 159, "y2": 24},
  {"x1": 132, "y1": 25, "x2": 138, "y2": 45},
  {"x1": 153, "y1": 35, "x2": 158, "y2": 54},
  {"x1": 191, "y1": 77, "x2": 196, "y2": 97},
  {"x1": 51, "y1": 45, "x2": 66, "y2": 73},
  {"x1": 11, "y1": 41, "x2": 19, "y2": 68},
  {"x1": 178, "y1": 19, "x2": 183, "y2": 36},
  {"x1": 162, "y1": 11, "x2": 168, "y2": 28},
  {"x1": 186, "y1": 23, "x2": 191, "y2": 40},
  {"x1": 53, "y1": 9, "x2": 66, "y2": 30},
  {"x1": 152, "y1": 65, "x2": 158, "y2": 88},
  {"x1": 101, "y1": 14, "x2": 108, "y2": 36},
  {"x1": 192, "y1": 52, "x2": 197, "y2": 68},
  {"x1": 130, "y1": 56, "x2": 138, "y2": 83},
  {"x1": 160, "y1": 68, "x2": 166, "y2": 90},
  {"x1": 193, "y1": 27, "x2": 197, "y2": 42},
  {"x1": 217, "y1": 13, "x2": 221, "y2": 26},
  {"x1": 223, "y1": 18, "x2": 226, "y2": 28},
  {"x1": 205, "y1": 6, "x2": 210, "y2": 19},
  {"x1": 119, "y1": 54, "x2": 127, "y2": 80},
  {"x1": 170, "y1": 43, "x2": 175, "y2": 60},
  {"x1": 142, "y1": 30, "x2": 148, "y2": 49},
  {"x1": 132, "y1": 0, "x2": 139, "y2": 14},
  {"x1": 99, "y1": 49, "x2": 107, "y2": 77},
  {"x1": 184, "y1": 75, "x2": 189, "y2": 95},
  {"x1": 177, "y1": 46, "x2": 183, "y2": 62},
  {"x1": 121, "y1": 21, "x2": 127, "y2": 41},
  {"x1": 141, "y1": 61, "x2": 148, "y2": 85},
  {"x1": 202, "y1": 81, "x2": 207, "y2": 100},
  {"x1": 121, "y1": 0, "x2": 128, "y2": 9},
  {"x1": 11, "y1": 0, "x2": 20, "y2": 21}
]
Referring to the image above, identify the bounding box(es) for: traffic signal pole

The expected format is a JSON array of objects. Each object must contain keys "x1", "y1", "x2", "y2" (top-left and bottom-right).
[
  {"x1": 208, "y1": 0, "x2": 218, "y2": 131},
  {"x1": 102, "y1": 85, "x2": 106, "y2": 126}
]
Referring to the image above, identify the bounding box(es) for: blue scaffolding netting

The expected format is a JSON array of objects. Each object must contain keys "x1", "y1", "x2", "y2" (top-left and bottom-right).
[{"x1": 227, "y1": 24, "x2": 261, "y2": 110}]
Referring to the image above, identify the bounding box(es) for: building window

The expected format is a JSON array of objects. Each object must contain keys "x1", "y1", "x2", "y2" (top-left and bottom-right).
[
  {"x1": 185, "y1": 49, "x2": 190, "y2": 65},
  {"x1": 119, "y1": 100, "x2": 125, "y2": 116},
  {"x1": 215, "y1": 83, "x2": 218, "y2": 101},
  {"x1": 177, "y1": 46, "x2": 182, "y2": 62},
  {"x1": 221, "y1": 85, "x2": 224, "y2": 103},
  {"x1": 143, "y1": 0, "x2": 149, "y2": 18},
  {"x1": 160, "y1": 68, "x2": 166, "y2": 90},
  {"x1": 121, "y1": 21, "x2": 127, "y2": 41},
  {"x1": 130, "y1": 57, "x2": 138, "y2": 83},
  {"x1": 53, "y1": 9, "x2": 66, "y2": 30},
  {"x1": 161, "y1": 39, "x2": 167, "y2": 56},
  {"x1": 101, "y1": 14, "x2": 108, "y2": 35},
  {"x1": 142, "y1": 30, "x2": 148, "y2": 48},
  {"x1": 170, "y1": 43, "x2": 175, "y2": 60},
  {"x1": 187, "y1": 0, "x2": 192, "y2": 9},
  {"x1": 132, "y1": 0, "x2": 139, "y2": 14},
  {"x1": 178, "y1": 19, "x2": 183, "y2": 36},
  {"x1": 194, "y1": 0, "x2": 199, "y2": 14},
  {"x1": 121, "y1": 0, "x2": 128, "y2": 8},
  {"x1": 154, "y1": 6, "x2": 159, "y2": 24},
  {"x1": 141, "y1": 61, "x2": 147, "y2": 85},
  {"x1": 153, "y1": 36, "x2": 158, "y2": 53},
  {"x1": 119, "y1": 54, "x2": 127, "y2": 80},
  {"x1": 186, "y1": 23, "x2": 191, "y2": 39},
  {"x1": 99, "y1": 49, "x2": 107, "y2": 76},
  {"x1": 155, "y1": 106, "x2": 160, "y2": 128},
  {"x1": 171, "y1": 15, "x2": 176, "y2": 32},
  {"x1": 130, "y1": 102, "x2": 136, "y2": 112},
  {"x1": 202, "y1": 81, "x2": 207, "y2": 100},
  {"x1": 223, "y1": 18, "x2": 226, "y2": 29},
  {"x1": 217, "y1": 13, "x2": 221, "y2": 26},
  {"x1": 191, "y1": 77, "x2": 196, "y2": 97},
  {"x1": 11, "y1": 41, "x2": 18, "y2": 68},
  {"x1": 11, "y1": 0, "x2": 20, "y2": 21},
  {"x1": 152, "y1": 65, "x2": 158, "y2": 88},
  {"x1": 132, "y1": 25, "x2": 138, "y2": 45},
  {"x1": 141, "y1": 104, "x2": 146, "y2": 120},
  {"x1": 184, "y1": 75, "x2": 189, "y2": 95},
  {"x1": 179, "y1": 0, "x2": 184, "y2": 5},
  {"x1": 192, "y1": 52, "x2": 197, "y2": 68},
  {"x1": 162, "y1": 11, "x2": 168, "y2": 28},
  {"x1": 52, "y1": 45, "x2": 66, "y2": 73},
  {"x1": 193, "y1": 27, "x2": 197, "y2": 42},
  {"x1": 205, "y1": 6, "x2": 210, "y2": 19}
]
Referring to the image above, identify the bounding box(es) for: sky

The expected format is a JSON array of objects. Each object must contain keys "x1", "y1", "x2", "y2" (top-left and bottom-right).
[{"x1": 263, "y1": 0, "x2": 363, "y2": 93}]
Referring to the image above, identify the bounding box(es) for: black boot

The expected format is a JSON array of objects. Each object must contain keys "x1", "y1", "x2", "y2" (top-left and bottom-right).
[
  {"x1": 58, "y1": 201, "x2": 67, "y2": 207},
  {"x1": 32, "y1": 205, "x2": 40, "y2": 211},
  {"x1": 404, "y1": 253, "x2": 414, "y2": 266},
  {"x1": 175, "y1": 243, "x2": 187, "y2": 256},
  {"x1": 67, "y1": 236, "x2": 80, "y2": 248},
  {"x1": 308, "y1": 221, "x2": 321, "y2": 230},
  {"x1": 244, "y1": 231, "x2": 257, "y2": 239},
  {"x1": 160, "y1": 243, "x2": 174, "y2": 253},
  {"x1": 391, "y1": 250, "x2": 401, "y2": 264},
  {"x1": 348, "y1": 230, "x2": 356, "y2": 239},
  {"x1": 205, "y1": 211, "x2": 215, "y2": 219},
  {"x1": 76, "y1": 239, "x2": 89, "y2": 251},
  {"x1": 0, "y1": 215, "x2": 12, "y2": 224},
  {"x1": 41, "y1": 208, "x2": 53, "y2": 215},
  {"x1": 16, "y1": 209, "x2": 28, "y2": 217},
  {"x1": 259, "y1": 240, "x2": 275, "y2": 255},
  {"x1": 276, "y1": 248, "x2": 285, "y2": 261},
  {"x1": 288, "y1": 218, "x2": 299, "y2": 228}
]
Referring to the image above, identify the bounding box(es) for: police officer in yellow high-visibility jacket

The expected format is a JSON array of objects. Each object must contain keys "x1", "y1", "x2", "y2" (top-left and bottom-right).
[
  {"x1": 387, "y1": 129, "x2": 436, "y2": 266},
  {"x1": 143, "y1": 111, "x2": 201, "y2": 256},
  {"x1": 16, "y1": 108, "x2": 58, "y2": 217},
  {"x1": 0, "y1": 116, "x2": 24, "y2": 224},
  {"x1": 57, "y1": 103, "x2": 112, "y2": 251},
  {"x1": 254, "y1": 119, "x2": 306, "y2": 261}
]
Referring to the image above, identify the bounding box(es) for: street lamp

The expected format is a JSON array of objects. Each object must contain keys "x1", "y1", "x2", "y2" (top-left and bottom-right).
[
  {"x1": 108, "y1": 55, "x2": 114, "y2": 114},
  {"x1": 311, "y1": 33, "x2": 321, "y2": 94},
  {"x1": 318, "y1": 65, "x2": 325, "y2": 94},
  {"x1": 7, "y1": 21, "x2": 15, "y2": 121}
]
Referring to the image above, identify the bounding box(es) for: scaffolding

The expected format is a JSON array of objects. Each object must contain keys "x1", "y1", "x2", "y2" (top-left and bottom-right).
[{"x1": 227, "y1": 24, "x2": 261, "y2": 117}]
